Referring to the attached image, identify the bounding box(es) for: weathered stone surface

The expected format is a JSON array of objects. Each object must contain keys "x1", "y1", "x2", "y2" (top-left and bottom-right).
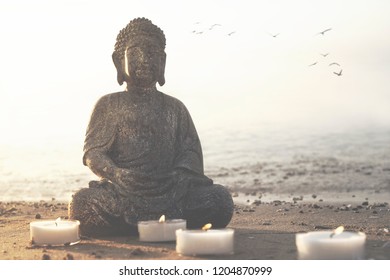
[{"x1": 68, "y1": 18, "x2": 233, "y2": 236}]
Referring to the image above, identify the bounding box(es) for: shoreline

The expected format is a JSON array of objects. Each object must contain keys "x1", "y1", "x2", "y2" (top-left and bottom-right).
[{"x1": 3, "y1": 152, "x2": 390, "y2": 202}]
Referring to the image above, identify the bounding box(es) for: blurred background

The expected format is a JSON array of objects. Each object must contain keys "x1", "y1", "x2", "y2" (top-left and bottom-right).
[{"x1": 1, "y1": 0, "x2": 389, "y2": 201}]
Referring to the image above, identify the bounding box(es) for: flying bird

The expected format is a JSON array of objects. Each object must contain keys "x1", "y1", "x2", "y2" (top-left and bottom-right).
[
  {"x1": 320, "y1": 53, "x2": 329, "y2": 57},
  {"x1": 317, "y1": 28, "x2": 332, "y2": 35},
  {"x1": 308, "y1": 62, "x2": 318, "y2": 66},
  {"x1": 209, "y1": 23, "x2": 222, "y2": 30},
  {"x1": 329, "y1": 62, "x2": 340, "y2": 66},
  {"x1": 267, "y1": 32, "x2": 280, "y2": 38},
  {"x1": 227, "y1": 31, "x2": 236, "y2": 36},
  {"x1": 333, "y1": 69, "x2": 343, "y2": 76}
]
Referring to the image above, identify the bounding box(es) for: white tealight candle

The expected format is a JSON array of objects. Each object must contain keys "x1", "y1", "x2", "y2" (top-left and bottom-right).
[
  {"x1": 296, "y1": 227, "x2": 366, "y2": 259},
  {"x1": 138, "y1": 216, "x2": 186, "y2": 242},
  {"x1": 30, "y1": 218, "x2": 80, "y2": 246},
  {"x1": 176, "y1": 225, "x2": 234, "y2": 256}
]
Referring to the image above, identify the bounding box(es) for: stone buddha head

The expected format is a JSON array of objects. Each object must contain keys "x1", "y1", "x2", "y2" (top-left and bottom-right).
[{"x1": 112, "y1": 18, "x2": 166, "y2": 88}]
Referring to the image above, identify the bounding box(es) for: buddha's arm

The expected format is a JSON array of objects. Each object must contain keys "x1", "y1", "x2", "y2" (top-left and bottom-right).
[
  {"x1": 173, "y1": 102, "x2": 204, "y2": 175},
  {"x1": 84, "y1": 149, "x2": 120, "y2": 183},
  {"x1": 83, "y1": 94, "x2": 132, "y2": 187},
  {"x1": 84, "y1": 149, "x2": 149, "y2": 189}
]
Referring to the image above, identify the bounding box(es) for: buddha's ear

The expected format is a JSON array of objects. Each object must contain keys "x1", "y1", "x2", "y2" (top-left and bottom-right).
[
  {"x1": 112, "y1": 52, "x2": 125, "y2": 86},
  {"x1": 157, "y1": 52, "x2": 166, "y2": 87}
]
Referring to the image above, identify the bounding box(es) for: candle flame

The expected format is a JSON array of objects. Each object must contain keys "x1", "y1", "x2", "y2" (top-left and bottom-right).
[
  {"x1": 159, "y1": 215, "x2": 165, "y2": 223},
  {"x1": 55, "y1": 217, "x2": 61, "y2": 227},
  {"x1": 330, "y1": 226, "x2": 344, "y2": 238},
  {"x1": 202, "y1": 223, "x2": 212, "y2": 231}
]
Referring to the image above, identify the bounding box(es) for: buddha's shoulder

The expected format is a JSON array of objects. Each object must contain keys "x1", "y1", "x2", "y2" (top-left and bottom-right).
[
  {"x1": 94, "y1": 91, "x2": 127, "y2": 105},
  {"x1": 100, "y1": 91, "x2": 127, "y2": 99},
  {"x1": 160, "y1": 92, "x2": 188, "y2": 109}
]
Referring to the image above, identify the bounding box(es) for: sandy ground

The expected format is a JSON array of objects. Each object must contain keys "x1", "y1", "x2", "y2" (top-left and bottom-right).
[
  {"x1": 0, "y1": 194, "x2": 389, "y2": 260},
  {"x1": 1, "y1": 156, "x2": 390, "y2": 260}
]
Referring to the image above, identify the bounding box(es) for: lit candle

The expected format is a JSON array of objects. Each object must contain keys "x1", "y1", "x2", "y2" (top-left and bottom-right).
[
  {"x1": 30, "y1": 218, "x2": 80, "y2": 246},
  {"x1": 295, "y1": 226, "x2": 366, "y2": 259},
  {"x1": 176, "y1": 224, "x2": 234, "y2": 256},
  {"x1": 138, "y1": 215, "x2": 186, "y2": 242}
]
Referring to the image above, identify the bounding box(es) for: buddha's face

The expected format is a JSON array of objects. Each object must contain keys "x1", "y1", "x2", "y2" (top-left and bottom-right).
[{"x1": 123, "y1": 35, "x2": 165, "y2": 88}]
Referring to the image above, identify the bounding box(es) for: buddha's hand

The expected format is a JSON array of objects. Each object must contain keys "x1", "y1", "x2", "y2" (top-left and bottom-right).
[{"x1": 113, "y1": 168, "x2": 147, "y2": 190}]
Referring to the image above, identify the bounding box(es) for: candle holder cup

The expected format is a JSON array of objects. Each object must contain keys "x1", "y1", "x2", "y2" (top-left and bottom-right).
[
  {"x1": 138, "y1": 219, "x2": 186, "y2": 242},
  {"x1": 295, "y1": 231, "x2": 366, "y2": 260},
  {"x1": 30, "y1": 219, "x2": 81, "y2": 246},
  {"x1": 176, "y1": 228, "x2": 235, "y2": 256}
]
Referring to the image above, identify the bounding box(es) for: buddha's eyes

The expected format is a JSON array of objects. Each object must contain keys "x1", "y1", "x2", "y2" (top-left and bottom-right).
[{"x1": 127, "y1": 47, "x2": 161, "y2": 58}]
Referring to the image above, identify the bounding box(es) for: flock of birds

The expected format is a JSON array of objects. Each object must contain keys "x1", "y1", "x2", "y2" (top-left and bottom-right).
[
  {"x1": 308, "y1": 28, "x2": 343, "y2": 77},
  {"x1": 190, "y1": 23, "x2": 343, "y2": 77},
  {"x1": 191, "y1": 22, "x2": 236, "y2": 36}
]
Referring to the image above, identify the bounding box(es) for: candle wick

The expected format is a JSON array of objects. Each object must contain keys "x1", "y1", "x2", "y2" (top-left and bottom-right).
[{"x1": 330, "y1": 232, "x2": 335, "y2": 238}]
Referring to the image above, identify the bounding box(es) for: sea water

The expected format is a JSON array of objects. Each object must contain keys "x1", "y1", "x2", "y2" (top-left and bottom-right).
[{"x1": 1, "y1": 122, "x2": 389, "y2": 202}]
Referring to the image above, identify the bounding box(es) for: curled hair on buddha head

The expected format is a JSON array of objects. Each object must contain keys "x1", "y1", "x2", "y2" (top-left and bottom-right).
[{"x1": 112, "y1": 17, "x2": 167, "y2": 86}]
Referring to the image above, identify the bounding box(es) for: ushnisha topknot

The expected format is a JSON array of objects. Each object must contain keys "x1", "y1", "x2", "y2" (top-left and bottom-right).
[{"x1": 113, "y1": 17, "x2": 166, "y2": 60}]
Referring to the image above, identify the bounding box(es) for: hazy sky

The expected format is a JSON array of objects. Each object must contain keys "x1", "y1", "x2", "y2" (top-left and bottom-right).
[{"x1": 1, "y1": 0, "x2": 390, "y2": 148}]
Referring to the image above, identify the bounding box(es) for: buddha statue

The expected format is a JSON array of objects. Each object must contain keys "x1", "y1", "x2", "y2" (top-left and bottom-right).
[{"x1": 68, "y1": 18, "x2": 234, "y2": 236}]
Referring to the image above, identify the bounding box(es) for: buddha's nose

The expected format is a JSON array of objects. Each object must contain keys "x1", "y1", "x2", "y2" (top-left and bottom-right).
[{"x1": 139, "y1": 50, "x2": 150, "y2": 63}]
